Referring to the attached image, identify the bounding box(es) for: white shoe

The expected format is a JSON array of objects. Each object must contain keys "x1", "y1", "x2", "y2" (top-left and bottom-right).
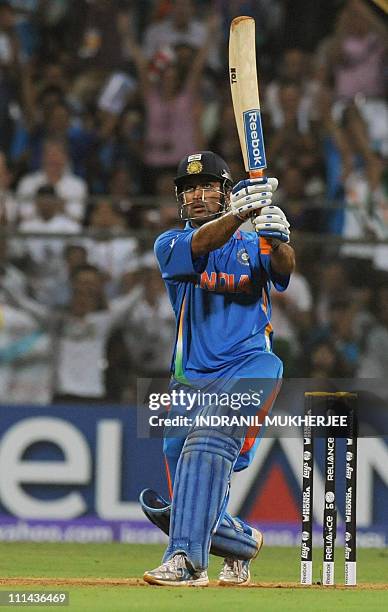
[
  {"x1": 218, "y1": 528, "x2": 263, "y2": 586},
  {"x1": 143, "y1": 553, "x2": 209, "y2": 587}
]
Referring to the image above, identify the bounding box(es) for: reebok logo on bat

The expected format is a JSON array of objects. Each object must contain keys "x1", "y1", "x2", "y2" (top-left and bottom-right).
[{"x1": 243, "y1": 110, "x2": 267, "y2": 170}]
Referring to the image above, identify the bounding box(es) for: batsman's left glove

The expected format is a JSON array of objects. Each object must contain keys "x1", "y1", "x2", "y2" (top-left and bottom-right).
[
  {"x1": 230, "y1": 177, "x2": 278, "y2": 220},
  {"x1": 252, "y1": 205, "x2": 290, "y2": 243}
]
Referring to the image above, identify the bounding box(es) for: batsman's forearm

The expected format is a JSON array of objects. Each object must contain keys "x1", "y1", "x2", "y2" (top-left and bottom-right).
[
  {"x1": 270, "y1": 243, "x2": 295, "y2": 275},
  {"x1": 191, "y1": 212, "x2": 242, "y2": 256}
]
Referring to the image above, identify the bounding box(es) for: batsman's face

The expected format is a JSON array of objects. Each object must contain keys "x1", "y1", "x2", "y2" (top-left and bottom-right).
[{"x1": 178, "y1": 179, "x2": 226, "y2": 225}]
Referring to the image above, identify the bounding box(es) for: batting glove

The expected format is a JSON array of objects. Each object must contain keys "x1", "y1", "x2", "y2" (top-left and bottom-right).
[
  {"x1": 230, "y1": 177, "x2": 278, "y2": 220},
  {"x1": 252, "y1": 205, "x2": 290, "y2": 243}
]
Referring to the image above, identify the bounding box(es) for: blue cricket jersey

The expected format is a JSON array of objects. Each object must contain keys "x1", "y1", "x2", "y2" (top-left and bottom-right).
[{"x1": 154, "y1": 223, "x2": 290, "y2": 382}]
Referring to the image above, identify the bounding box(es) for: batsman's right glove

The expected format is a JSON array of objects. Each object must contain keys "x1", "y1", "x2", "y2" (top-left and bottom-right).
[{"x1": 230, "y1": 177, "x2": 278, "y2": 220}]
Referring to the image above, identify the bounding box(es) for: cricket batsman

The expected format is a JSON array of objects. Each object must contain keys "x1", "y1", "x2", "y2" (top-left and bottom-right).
[{"x1": 140, "y1": 151, "x2": 295, "y2": 586}]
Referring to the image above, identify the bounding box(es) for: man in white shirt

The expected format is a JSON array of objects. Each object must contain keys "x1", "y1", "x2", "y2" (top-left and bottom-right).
[
  {"x1": 5, "y1": 263, "x2": 141, "y2": 402},
  {"x1": 18, "y1": 184, "x2": 80, "y2": 303},
  {"x1": 124, "y1": 255, "x2": 175, "y2": 377},
  {"x1": 16, "y1": 138, "x2": 88, "y2": 223},
  {"x1": 270, "y1": 268, "x2": 313, "y2": 373},
  {"x1": 0, "y1": 234, "x2": 52, "y2": 404}
]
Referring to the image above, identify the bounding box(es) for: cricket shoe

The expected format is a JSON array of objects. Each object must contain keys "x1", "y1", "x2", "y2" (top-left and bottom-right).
[
  {"x1": 143, "y1": 553, "x2": 209, "y2": 587},
  {"x1": 218, "y1": 528, "x2": 264, "y2": 586}
]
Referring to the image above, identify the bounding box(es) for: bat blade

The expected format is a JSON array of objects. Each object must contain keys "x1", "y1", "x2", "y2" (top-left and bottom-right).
[{"x1": 229, "y1": 16, "x2": 266, "y2": 178}]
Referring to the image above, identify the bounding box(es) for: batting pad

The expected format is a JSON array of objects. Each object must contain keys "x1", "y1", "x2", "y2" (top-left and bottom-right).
[
  {"x1": 140, "y1": 488, "x2": 260, "y2": 561},
  {"x1": 161, "y1": 428, "x2": 244, "y2": 570}
]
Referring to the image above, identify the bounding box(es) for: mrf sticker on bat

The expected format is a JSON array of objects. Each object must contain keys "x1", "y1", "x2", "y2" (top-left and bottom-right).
[{"x1": 243, "y1": 110, "x2": 266, "y2": 171}]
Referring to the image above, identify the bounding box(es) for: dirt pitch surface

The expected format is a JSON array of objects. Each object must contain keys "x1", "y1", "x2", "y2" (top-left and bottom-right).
[{"x1": 1, "y1": 577, "x2": 387, "y2": 590}]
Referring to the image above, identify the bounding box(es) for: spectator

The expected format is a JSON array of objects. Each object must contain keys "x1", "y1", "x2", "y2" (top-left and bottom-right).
[
  {"x1": 7, "y1": 1, "x2": 69, "y2": 59},
  {"x1": 17, "y1": 99, "x2": 98, "y2": 178},
  {"x1": 266, "y1": 81, "x2": 326, "y2": 178},
  {"x1": 17, "y1": 184, "x2": 80, "y2": 303},
  {"x1": 127, "y1": 12, "x2": 219, "y2": 190},
  {"x1": 53, "y1": 264, "x2": 141, "y2": 402},
  {"x1": 155, "y1": 171, "x2": 182, "y2": 232},
  {"x1": 298, "y1": 133, "x2": 326, "y2": 198},
  {"x1": 340, "y1": 106, "x2": 388, "y2": 265},
  {"x1": 308, "y1": 87, "x2": 353, "y2": 234},
  {"x1": 0, "y1": 213, "x2": 52, "y2": 403},
  {"x1": 265, "y1": 49, "x2": 318, "y2": 134},
  {"x1": 0, "y1": 297, "x2": 52, "y2": 403},
  {"x1": 0, "y1": 1, "x2": 22, "y2": 154},
  {"x1": 50, "y1": 242, "x2": 89, "y2": 307},
  {"x1": 210, "y1": 98, "x2": 244, "y2": 179},
  {"x1": 123, "y1": 254, "x2": 175, "y2": 379},
  {"x1": 358, "y1": 285, "x2": 388, "y2": 378},
  {"x1": 276, "y1": 166, "x2": 326, "y2": 233},
  {"x1": 86, "y1": 198, "x2": 138, "y2": 288},
  {"x1": 109, "y1": 165, "x2": 137, "y2": 224},
  {"x1": 271, "y1": 264, "x2": 313, "y2": 376},
  {"x1": 36, "y1": 61, "x2": 70, "y2": 98},
  {"x1": 0, "y1": 150, "x2": 18, "y2": 225},
  {"x1": 306, "y1": 298, "x2": 361, "y2": 377},
  {"x1": 106, "y1": 107, "x2": 144, "y2": 192},
  {"x1": 142, "y1": 0, "x2": 221, "y2": 72},
  {"x1": 16, "y1": 138, "x2": 88, "y2": 222},
  {"x1": 306, "y1": 341, "x2": 347, "y2": 379},
  {"x1": 3, "y1": 262, "x2": 142, "y2": 402},
  {"x1": 322, "y1": 0, "x2": 388, "y2": 158},
  {"x1": 326, "y1": 0, "x2": 387, "y2": 102},
  {"x1": 71, "y1": 0, "x2": 135, "y2": 107},
  {"x1": 18, "y1": 183, "x2": 80, "y2": 232},
  {"x1": 314, "y1": 260, "x2": 351, "y2": 326},
  {"x1": 0, "y1": 1, "x2": 21, "y2": 66}
]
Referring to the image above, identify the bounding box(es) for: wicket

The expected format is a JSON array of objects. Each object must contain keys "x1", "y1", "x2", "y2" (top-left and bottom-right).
[{"x1": 300, "y1": 392, "x2": 358, "y2": 586}]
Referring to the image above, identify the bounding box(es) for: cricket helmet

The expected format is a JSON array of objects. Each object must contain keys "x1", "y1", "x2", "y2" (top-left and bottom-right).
[
  {"x1": 174, "y1": 151, "x2": 233, "y2": 191},
  {"x1": 174, "y1": 151, "x2": 233, "y2": 221}
]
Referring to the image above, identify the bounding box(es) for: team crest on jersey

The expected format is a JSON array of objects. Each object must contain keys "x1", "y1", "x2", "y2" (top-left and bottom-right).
[
  {"x1": 187, "y1": 160, "x2": 203, "y2": 174},
  {"x1": 237, "y1": 248, "x2": 250, "y2": 266}
]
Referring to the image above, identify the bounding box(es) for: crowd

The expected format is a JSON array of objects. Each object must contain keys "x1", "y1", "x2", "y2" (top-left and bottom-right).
[{"x1": 0, "y1": 0, "x2": 387, "y2": 403}]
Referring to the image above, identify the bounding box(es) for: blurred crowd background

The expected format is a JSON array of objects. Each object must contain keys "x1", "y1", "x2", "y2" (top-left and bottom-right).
[{"x1": 0, "y1": 0, "x2": 387, "y2": 404}]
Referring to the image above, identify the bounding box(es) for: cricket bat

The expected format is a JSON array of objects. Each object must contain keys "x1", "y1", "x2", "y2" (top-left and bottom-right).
[
  {"x1": 229, "y1": 16, "x2": 270, "y2": 250},
  {"x1": 229, "y1": 16, "x2": 266, "y2": 177}
]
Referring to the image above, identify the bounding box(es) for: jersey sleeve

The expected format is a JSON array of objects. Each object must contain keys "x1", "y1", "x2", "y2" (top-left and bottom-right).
[
  {"x1": 259, "y1": 252, "x2": 290, "y2": 292},
  {"x1": 154, "y1": 229, "x2": 208, "y2": 279}
]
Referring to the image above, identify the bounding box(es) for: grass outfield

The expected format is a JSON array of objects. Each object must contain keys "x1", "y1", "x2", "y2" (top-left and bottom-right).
[{"x1": 0, "y1": 543, "x2": 387, "y2": 611}]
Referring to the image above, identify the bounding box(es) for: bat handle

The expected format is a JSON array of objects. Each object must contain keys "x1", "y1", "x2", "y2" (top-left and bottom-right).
[
  {"x1": 249, "y1": 169, "x2": 271, "y2": 254},
  {"x1": 249, "y1": 170, "x2": 264, "y2": 179}
]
